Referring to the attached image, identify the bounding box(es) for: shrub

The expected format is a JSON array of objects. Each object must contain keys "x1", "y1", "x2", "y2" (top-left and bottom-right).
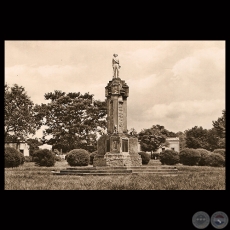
[
  {"x1": 33, "y1": 149, "x2": 56, "y2": 167},
  {"x1": 205, "y1": 153, "x2": 225, "y2": 167},
  {"x1": 89, "y1": 151, "x2": 97, "y2": 165},
  {"x1": 196, "y1": 148, "x2": 211, "y2": 166},
  {"x1": 66, "y1": 149, "x2": 90, "y2": 166},
  {"x1": 5, "y1": 147, "x2": 24, "y2": 168},
  {"x1": 151, "y1": 152, "x2": 160, "y2": 159},
  {"x1": 213, "y1": 149, "x2": 225, "y2": 158},
  {"x1": 55, "y1": 155, "x2": 62, "y2": 161},
  {"x1": 179, "y1": 148, "x2": 201, "y2": 166},
  {"x1": 159, "y1": 150, "x2": 179, "y2": 165},
  {"x1": 24, "y1": 156, "x2": 33, "y2": 162},
  {"x1": 53, "y1": 149, "x2": 60, "y2": 155},
  {"x1": 138, "y1": 152, "x2": 150, "y2": 165}
]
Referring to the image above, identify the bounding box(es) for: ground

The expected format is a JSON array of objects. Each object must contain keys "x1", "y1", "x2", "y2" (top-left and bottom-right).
[{"x1": 4, "y1": 160, "x2": 225, "y2": 190}]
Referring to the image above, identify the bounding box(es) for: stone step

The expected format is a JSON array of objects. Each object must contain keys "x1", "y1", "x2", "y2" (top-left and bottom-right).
[
  {"x1": 66, "y1": 166, "x2": 176, "y2": 170},
  {"x1": 60, "y1": 169, "x2": 177, "y2": 174},
  {"x1": 131, "y1": 169, "x2": 178, "y2": 172},
  {"x1": 60, "y1": 169, "x2": 132, "y2": 174},
  {"x1": 53, "y1": 172, "x2": 132, "y2": 176},
  {"x1": 53, "y1": 171, "x2": 178, "y2": 176},
  {"x1": 127, "y1": 166, "x2": 177, "y2": 169}
]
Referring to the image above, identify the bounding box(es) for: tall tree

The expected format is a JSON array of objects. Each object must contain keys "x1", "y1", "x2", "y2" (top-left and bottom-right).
[
  {"x1": 176, "y1": 131, "x2": 187, "y2": 151},
  {"x1": 185, "y1": 126, "x2": 210, "y2": 150},
  {"x1": 4, "y1": 84, "x2": 40, "y2": 141},
  {"x1": 212, "y1": 110, "x2": 225, "y2": 138},
  {"x1": 27, "y1": 138, "x2": 43, "y2": 156},
  {"x1": 35, "y1": 90, "x2": 107, "y2": 151},
  {"x1": 138, "y1": 125, "x2": 175, "y2": 153}
]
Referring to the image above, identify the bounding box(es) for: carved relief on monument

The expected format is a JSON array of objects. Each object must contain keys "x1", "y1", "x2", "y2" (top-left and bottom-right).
[
  {"x1": 111, "y1": 136, "x2": 120, "y2": 153},
  {"x1": 118, "y1": 101, "x2": 123, "y2": 132},
  {"x1": 110, "y1": 100, "x2": 113, "y2": 132}
]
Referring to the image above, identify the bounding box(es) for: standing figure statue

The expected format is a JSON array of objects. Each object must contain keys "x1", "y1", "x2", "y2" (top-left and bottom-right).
[{"x1": 112, "y1": 54, "x2": 121, "y2": 78}]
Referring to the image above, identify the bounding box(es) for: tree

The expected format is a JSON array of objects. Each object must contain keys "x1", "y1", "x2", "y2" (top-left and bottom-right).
[
  {"x1": 176, "y1": 131, "x2": 187, "y2": 151},
  {"x1": 4, "y1": 84, "x2": 40, "y2": 141},
  {"x1": 138, "y1": 125, "x2": 175, "y2": 153},
  {"x1": 27, "y1": 138, "x2": 43, "y2": 156},
  {"x1": 185, "y1": 126, "x2": 210, "y2": 150},
  {"x1": 212, "y1": 110, "x2": 225, "y2": 149},
  {"x1": 212, "y1": 110, "x2": 225, "y2": 138},
  {"x1": 35, "y1": 90, "x2": 107, "y2": 152}
]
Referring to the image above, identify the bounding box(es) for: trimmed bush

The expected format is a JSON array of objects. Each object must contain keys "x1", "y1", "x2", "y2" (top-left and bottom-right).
[
  {"x1": 138, "y1": 152, "x2": 150, "y2": 165},
  {"x1": 152, "y1": 152, "x2": 160, "y2": 159},
  {"x1": 5, "y1": 147, "x2": 24, "y2": 168},
  {"x1": 205, "y1": 153, "x2": 225, "y2": 167},
  {"x1": 55, "y1": 155, "x2": 62, "y2": 161},
  {"x1": 213, "y1": 149, "x2": 225, "y2": 158},
  {"x1": 24, "y1": 156, "x2": 33, "y2": 162},
  {"x1": 159, "y1": 150, "x2": 179, "y2": 165},
  {"x1": 66, "y1": 149, "x2": 90, "y2": 166},
  {"x1": 33, "y1": 149, "x2": 56, "y2": 167},
  {"x1": 196, "y1": 148, "x2": 211, "y2": 166},
  {"x1": 89, "y1": 151, "x2": 97, "y2": 165},
  {"x1": 179, "y1": 148, "x2": 201, "y2": 166}
]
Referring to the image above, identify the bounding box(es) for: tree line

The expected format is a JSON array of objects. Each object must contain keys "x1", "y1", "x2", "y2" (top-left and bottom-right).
[{"x1": 5, "y1": 83, "x2": 225, "y2": 153}]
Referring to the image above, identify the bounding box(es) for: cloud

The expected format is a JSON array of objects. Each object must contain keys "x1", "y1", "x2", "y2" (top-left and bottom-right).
[
  {"x1": 5, "y1": 41, "x2": 225, "y2": 137},
  {"x1": 129, "y1": 99, "x2": 225, "y2": 132}
]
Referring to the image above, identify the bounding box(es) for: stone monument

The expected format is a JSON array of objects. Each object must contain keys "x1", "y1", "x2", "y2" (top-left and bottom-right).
[{"x1": 93, "y1": 54, "x2": 142, "y2": 167}]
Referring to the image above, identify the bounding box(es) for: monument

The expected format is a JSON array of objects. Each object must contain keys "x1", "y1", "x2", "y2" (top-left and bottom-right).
[{"x1": 93, "y1": 54, "x2": 142, "y2": 167}]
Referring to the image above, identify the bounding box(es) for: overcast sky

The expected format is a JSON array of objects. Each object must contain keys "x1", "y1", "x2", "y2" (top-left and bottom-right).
[{"x1": 5, "y1": 40, "x2": 225, "y2": 137}]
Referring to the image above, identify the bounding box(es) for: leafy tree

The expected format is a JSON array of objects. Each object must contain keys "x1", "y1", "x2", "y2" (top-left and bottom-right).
[
  {"x1": 176, "y1": 131, "x2": 187, "y2": 151},
  {"x1": 212, "y1": 110, "x2": 225, "y2": 138},
  {"x1": 138, "y1": 125, "x2": 175, "y2": 153},
  {"x1": 27, "y1": 138, "x2": 43, "y2": 156},
  {"x1": 35, "y1": 90, "x2": 107, "y2": 152},
  {"x1": 185, "y1": 126, "x2": 210, "y2": 150},
  {"x1": 212, "y1": 110, "x2": 225, "y2": 149},
  {"x1": 4, "y1": 84, "x2": 40, "y2": 141},
  {"x1": 185, "y1": 124, "x2": 225, "y2": 151}
]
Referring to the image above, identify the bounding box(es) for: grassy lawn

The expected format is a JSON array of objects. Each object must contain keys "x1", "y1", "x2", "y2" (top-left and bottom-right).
[{"x1": 4, "y1": 160, "x2": 225, "y2": 190}]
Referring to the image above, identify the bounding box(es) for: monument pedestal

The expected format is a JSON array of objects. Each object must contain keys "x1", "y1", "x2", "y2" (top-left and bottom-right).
[{"x1": 93, "y1": 133, "x2": 142, "y2": 167}]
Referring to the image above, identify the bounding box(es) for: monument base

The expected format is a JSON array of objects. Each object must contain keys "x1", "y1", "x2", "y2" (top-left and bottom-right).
[
  {"x1": 93, "y1": 134, "x2": 142, "y2": 167},
  {"x1": 105, "y1": 152, "x2": 132, "y2": 167}
]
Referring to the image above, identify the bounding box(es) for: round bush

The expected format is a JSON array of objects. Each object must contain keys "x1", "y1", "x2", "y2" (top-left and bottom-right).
[
  {"x1": 66, "y1": 149, "x2": 90, "y2": 166},
  {"x1": 33, "y1": 149, "x2": 56, "y2": 167},
  {"x1": 213, "y1": 149, "x2": 225, "y2": 158},
  {"x1": 55, "y1": 155, "x2": 62, "y2": 161},
  {"x1": 205, "y1": 153, "x2": 225, "y2": 167},
  {"x1": 24, "y1": 156, "x2": 33, "y2": 162},
  {"x1": 138, "y1": 152, "x2": 150, "y2": 165},
  {"x1": 179, "y1": 148, "x2": 201, "y2": 166},
  {"x1": 196, "y1": 148, "x2": 211, "y2": 166},
  {"x1": 5, "y1": 147, "x2": 24, "y2": 168},
  {"x1": 89, "y1": 151, "x2": 97, "y2": 165},
  {"x1": 159, "y1": 150, "x2": 179, "y2": 165}
]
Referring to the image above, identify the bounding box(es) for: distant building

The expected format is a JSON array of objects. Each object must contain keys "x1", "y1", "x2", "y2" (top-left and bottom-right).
[
  {"x1": 38, "y1": 144, "x2": 52, "y2": 150},
  {"x1": 138, "y1": 137, "x2": 180, "y2": 154},
  {"x1": 5, "y1": 141, "x2": 30, "y2": 156},
  {"x1": 156, "y1": 137, "x2": 180, "y2": 153}
]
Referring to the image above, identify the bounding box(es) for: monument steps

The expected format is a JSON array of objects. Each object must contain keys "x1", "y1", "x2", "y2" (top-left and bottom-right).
[{"x1": 52, "y1": 165, "x2": 178, "y2": 176}]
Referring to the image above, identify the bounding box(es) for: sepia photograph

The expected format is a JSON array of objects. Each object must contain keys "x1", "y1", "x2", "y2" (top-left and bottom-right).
[{"x1": 4, "y1": 40, "x2": 225, "y2": 190}]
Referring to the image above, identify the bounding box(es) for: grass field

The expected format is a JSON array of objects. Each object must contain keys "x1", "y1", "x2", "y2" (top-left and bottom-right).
[{"x1": 4, "y1": 160, "x2": 225, "y2": 190}]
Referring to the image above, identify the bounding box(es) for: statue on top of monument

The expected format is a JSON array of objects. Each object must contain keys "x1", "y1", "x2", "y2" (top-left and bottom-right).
[{"x1": 112, "y1": 54, "x2": 121, "y2": 78}]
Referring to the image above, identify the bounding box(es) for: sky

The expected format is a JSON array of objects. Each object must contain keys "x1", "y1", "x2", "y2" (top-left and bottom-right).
[{"x1": 5, "y1": 40, "x2": 225, "y2": 138}]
